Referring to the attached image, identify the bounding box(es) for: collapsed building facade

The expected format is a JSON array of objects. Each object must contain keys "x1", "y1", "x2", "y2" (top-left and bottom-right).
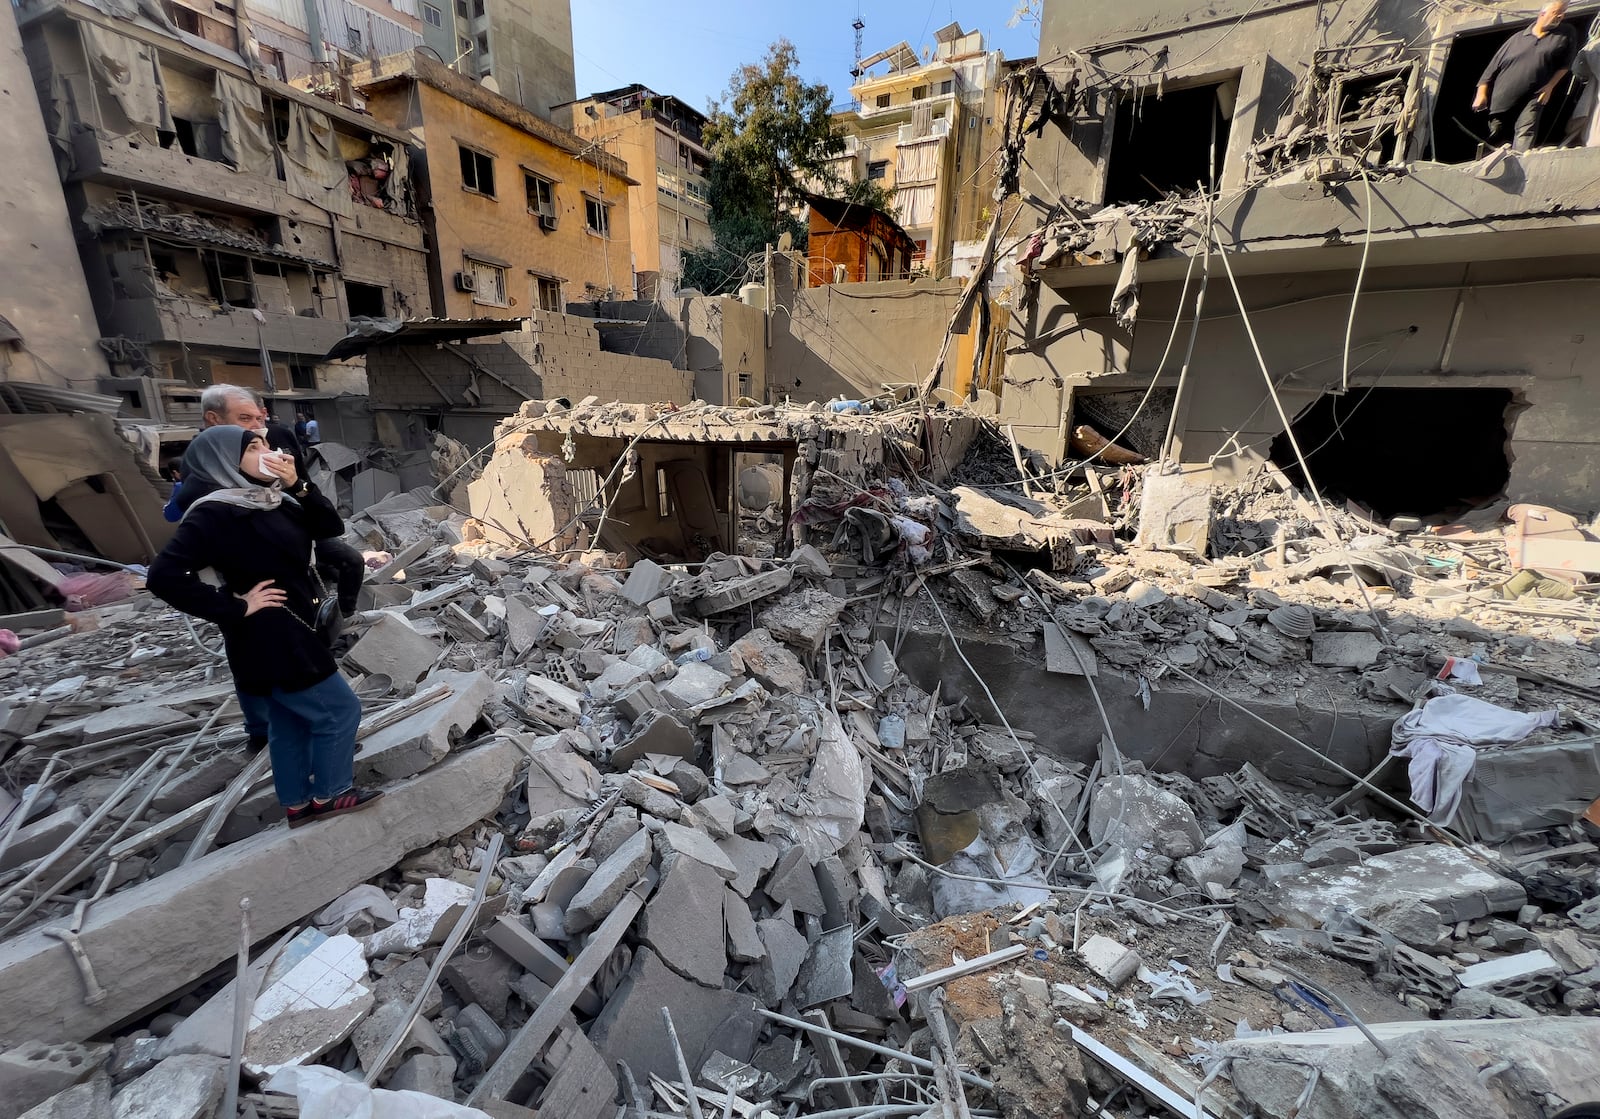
[{"x1": 998, "y1": 0, "x2": 1600, "y2": 517}]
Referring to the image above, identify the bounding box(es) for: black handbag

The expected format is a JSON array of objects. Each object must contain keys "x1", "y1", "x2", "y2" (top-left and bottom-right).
[{"x1": 311, "y1": 567, "x2": 343, "y2": 647}]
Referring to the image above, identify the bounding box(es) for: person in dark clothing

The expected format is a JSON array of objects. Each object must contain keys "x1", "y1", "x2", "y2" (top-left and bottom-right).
[
  {"x1": 1474, "y1": 1, "x2": 1579, "y2": 151},
  {"x1": 294, "y1": 412, "x2": 309, "y2": 444},
  {"x1": 148, "y1": 425, "x2": 382, "y2": 827}
]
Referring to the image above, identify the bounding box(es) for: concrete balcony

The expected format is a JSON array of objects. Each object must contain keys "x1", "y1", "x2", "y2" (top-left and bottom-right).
[
  {"x1": 1040, "y1": 145, "x2": 1600, "y2": 288},
  {"x1": 69, "y1": 129, "x2": 286, "y2": 217},
  {"x1": 107, "y1": 298, "x2": 350, "y2": 357}
]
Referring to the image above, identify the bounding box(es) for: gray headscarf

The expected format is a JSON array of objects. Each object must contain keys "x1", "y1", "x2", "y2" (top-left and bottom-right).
[{"x1": 178, "y1": 425, "x2": 293, "y2": 520}]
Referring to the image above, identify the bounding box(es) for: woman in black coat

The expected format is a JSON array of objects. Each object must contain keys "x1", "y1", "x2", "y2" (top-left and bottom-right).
[{"x1": 148, "y1": 425, "x2": 382, "y2": 827}]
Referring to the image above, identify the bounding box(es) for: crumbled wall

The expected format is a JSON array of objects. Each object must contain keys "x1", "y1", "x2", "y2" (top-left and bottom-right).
[{"x1": 466, "y1": 431, "x2": 577, "y2": 550}]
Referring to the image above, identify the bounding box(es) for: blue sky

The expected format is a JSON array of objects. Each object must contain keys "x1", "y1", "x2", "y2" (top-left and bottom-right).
[{"x1": 570, "y1": 1, "x2": 1043, "y2": 114}]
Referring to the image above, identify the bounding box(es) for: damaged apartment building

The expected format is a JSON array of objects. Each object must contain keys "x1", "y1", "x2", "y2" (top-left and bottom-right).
[
  {"x1": 999, "y1": 0, "x2": 1600, "y2": 519},
  {"x1": 10, "y1": 0, "x2": 432, "y2": 424}
]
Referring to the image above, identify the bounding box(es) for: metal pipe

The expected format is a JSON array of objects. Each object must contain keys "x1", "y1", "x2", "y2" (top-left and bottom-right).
[{"x1": 755, "y1": 1009, "x2": 994, "y2": 1093}]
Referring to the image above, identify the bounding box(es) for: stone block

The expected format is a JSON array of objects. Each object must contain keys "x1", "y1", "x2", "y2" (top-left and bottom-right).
[
  {"x1": 692, "y1": 567, "x2": 793, "y2": 616},
  {"x1": 0, "y1": 807, "x2": 87, "y2": 873},
  {"x1": 724, "y1": 889, "x2": 765, "y2": 964},
  {"x1": 765, "y1": 846, "x2": 826, "y2": 915},
  {"x1": 355, "y1": 670, "x2": 494, "y2": 783},
  {"x1": 653, "y1": 820, "x2": 737, "y2": 880},
  {"x1": 1088, "y1": 775, "x2": 1204, "y2": 859},
  {"x1": 0, "y1": 742, "x2": 520, "y2": 1048},
  {"x1": 613, "y1": 681, "x2": 665, "y2": 724},
  {"x1": 753, "y1": 914, "x2": 808, "y2": 1004},
  {"x1": 1458, "y1": 950, "x2": 1563, "y2": 997},
  {"x1": 346, "y1": 615, "x2": 441, "y2": 684},
  {"x1": 611, "y1": 710, "x2": 695, "y2": 769},
  {"x1": 791, "y1": 926, "x2": 854, "y2": 1008},
  {"x1": 718, "y1": 834, "x2": 778, "y2": 898},
  {"x1": 442, "y1": 943, "x2": 520, "y2": 1021},
  {"x1": 729, "y1": 628, "x2": 807, "y2": 694},
  {"x1": 109, "y1": 1055, "x2": 226, "y2": 1119},
  {"x1": 621, "y1": 560, "x2": 671, "y2": 607},
  {"x1": 370, "y1": 956, "x2": 442, "y2": 1019},
  {"x1": 565, "y1": 828, "x2": 653, "y2": 935},
  {"x1": 17, "y1": 1075, "x2": 110, "y2": 1119},
  {"x1": 384, "y1": 1053, "x2": 456, "y2": 1096},
  {"x1": 661, "y1": 662, "x2": 731, "y2": 708},
  {"x1": 352, "y1": 998, "x2": 450, "y2": 1076}
]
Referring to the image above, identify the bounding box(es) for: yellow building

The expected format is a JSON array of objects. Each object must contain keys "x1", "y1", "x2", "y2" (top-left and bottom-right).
[
  {"x1": 355, "y1": 51, "x2": 635, "y2": 318},
  {"x1": 827, "y1": 23, "x2": 1005, "y2": 279},
  {"x1": 555, "y1": 85, "x2": 713, "y2": 300}
]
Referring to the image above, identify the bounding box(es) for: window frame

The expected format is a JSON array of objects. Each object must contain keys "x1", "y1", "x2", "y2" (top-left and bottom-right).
[
  {"x1": 866, "y1": 160, "x2": 888, "y2": 180},
  {"x1": 525, "y1": 172, "x2": 556, "y2": 219},
  {"x1": 466, "y1": 258, "x2": 508, "y2": 306},
  {"x1": 534, "y1": 275, "x2": 562, "y2": 312},
  {"x1": 458, "y1": 144, "x2": 496, "y2": 197},
  {"x1": 422, "y1": 3, "x2": 442, "y2": 26},
  {"x1": 584, "y1": 196, "x2": 611, "y2": 237}
]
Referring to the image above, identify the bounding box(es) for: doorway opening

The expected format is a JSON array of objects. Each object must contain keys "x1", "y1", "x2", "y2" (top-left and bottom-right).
[
  {"x1": 1270, "y1": 387, "x2": 1515, "y2": 520},
  {"x1": 1104, "y1": 81, "x2": 1235, "y2": 204},
  {"x1": 1429, "y1": 14, "x2": 1595, "y2": 163}
]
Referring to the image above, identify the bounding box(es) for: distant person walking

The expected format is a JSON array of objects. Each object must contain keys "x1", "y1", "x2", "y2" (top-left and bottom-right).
[
  {"x1": 303, "y1": 412, "x2": 321, "y2": 444},
  {"x1": 294, "y1": 411, "x2": 309, "y2": 444},
  {"x1": 148, "y1": 425, "x2": 382, "y2": 827},
  {"x1": 1473, "y1": 1, "x2": 1579, "y2": 151}
]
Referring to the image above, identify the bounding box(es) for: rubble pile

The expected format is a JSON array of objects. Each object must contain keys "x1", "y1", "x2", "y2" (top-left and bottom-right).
[{"x1": 0, "y1": 399, "x2": 1598, "y2": 1119}]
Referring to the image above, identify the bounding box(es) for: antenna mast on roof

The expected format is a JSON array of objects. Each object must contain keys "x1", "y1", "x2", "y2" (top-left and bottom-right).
[{"x1": 851, "y1": 11, "x2": 865, "y2": 81}]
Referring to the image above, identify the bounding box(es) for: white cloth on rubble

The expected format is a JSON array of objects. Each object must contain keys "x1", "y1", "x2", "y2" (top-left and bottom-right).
[{"x1": 1389, "y1": 693, "x2": 1558, "y2": 826}]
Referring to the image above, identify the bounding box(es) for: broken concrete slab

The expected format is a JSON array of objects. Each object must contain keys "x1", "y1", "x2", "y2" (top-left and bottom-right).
[
  {"x1": 484, "y1": 917, "x2": 601, "y2": 1018},
  {"x1": 1218, "y1": 1018, "x2": 1600, "y2": 1119},
  {"x1": 1079, "y1": 934, "x2": 1141, "y2": 988},
  {"x1": 351, "y1": 997, "x2": 451, "y2": 1076},
  {"x1": 791, "y1": 926, "x2": 854, "y2": 1008},
  {"x1": 346, "y1": 615, "x2": 441, "y2": 684},
  {"x1": 1310, "y1": 631, "x2": 1384, "y2": 670},
  {"x1": 765, "y1": 845, "x2": 826, "y2": 915},
  {"x1": 362, "y1": 878, "x2": 474, "y2": 958},
  {"x1": 0, "y1": 740, "x2": 520, "y2": 1047},
  {"x1": 0, "y1": 807, "x2": 88, "y2": 874},
  {"x1": 753, "y1": 914, "x2": 809, "y2": 1004},
  {"x1": 756, "y1": 587, "x2": 845, "y2": 652},
  {"x1": 17, "y1": 1074, "x2": 110, "y2": 1119},
  {"x1": 109, "y1": 1055, "x2": 226, "y2": 1119},
  {"x1": 640, "y1": 854, "x2": 727, "y2": 987},
  {"x1": 355, "y1": 670, "x2": 494, "y2": 783},
  {"x1": 611, "y1": 709, "x2": 694, "y2": 769},
  {"x1": 1088, "y1": 775, "x2": 1204, "y2": 859},
  {"x1": 660, "y1": 661, "x2": 731, "y2": 708},
  {"x1": 692, "y1": 567, "x2": 793, "y2": 616},
  {"x1": 718, "y1": 834, "x2": 778, "y2": 898},
  {"x1": 620, "y1": 559, "x2": 672, "y2": 607},
  {"x1": 730, "y1": 628, "x2": 807, "y2": 693},
  {"x1": 1260, "y1": 845, "x2": 1526, "y2": 930},
  {"x1": 564, "y1": 828, "x2": 653, "y2": 935},
  {"x1": 590, "y1": 947, "x2": 759, "y2": 1085},
  {"x1": 724, "y1": 888, "x2": 765, "y2": 964},
  {"x1": 385, "y1": 1053, "x2": 457, "y2": 1096},
  {"x1": 653, "y1": 820, "x2": 738, "y2": 880},
  {"x1": 243, "y1": 933, "x2": 373, "y2": 1079}
]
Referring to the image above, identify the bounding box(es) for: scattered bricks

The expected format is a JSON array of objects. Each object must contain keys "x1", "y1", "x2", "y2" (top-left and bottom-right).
[
  {"x1": 730, "y1": 628, "x2": 807, "y2": 694},
  {"x1": 613, "y1": 681, "x2": 666, "y2": 724},
  {"x1": 0, "y1": 1041, "x2": 109, "y2": 1117},
  {"x1": 1090, "y1": 569, "x2": 1133, "y2": 595},
  {"x1": 1390, "y1": 944, "x2": 1459, "y2": 998},
  {"x1": 346, "y1": 615, "x2": 441, "y2": 684},
  {"x1": 611, "y1": 616, "x2": 654, "y2": 655},
  {"x1": 520, "y1": 675, "x2": 584, "y2": 729},
  {"x1": 1078, "y1": 935, "x2": 1140, "y2": 989},
  {"x1": 1459, "y1": 950, "x2": 1564, "y2": 998},
  {"x1": 646, "y1": 597, "x2": 674, "y2": 623},
  {"x1": 757, "y1": 587, "x2": 846, "y2": 653},
  {"x1": 765, "y1": 846, "x2": 826, "y2": 916},
  {"x1": 640, "y1": 854, "x2": 727, "y2": 987},
  {"x1": 356, "y1": 670, "x2": 494, "y2": 783},
  {"x1": 652, "y1": 820, "x2": 738, "y2": 881},
  {"x1": 947, "y1": 568, "x2": 999, "y2": 623},
  {"x1": 611, "y1": 710, "x2": 694, "y2": 769},
  {"x1": 660, "y1": 662, "x2": 731, "y2": 709},
  {"x1": 1324, "y1": 933, "x2": 1387, "y2": 965},
  {"x1": 0, "y1": 807, "x2": 88, "y2": 874},
  {"x1": 1309, "y1": 631, "x2": 1383, "y2": 670},
  {"x1": 1540, "y1": 929, "x2": 1600, "y2": 974},
  {"x1": 692, "y1": 567, "x2": 794, "y2": 617},
  {"x1": 724, "y1": 889, "x2": 766, "y2": 964},
  {"x1": 442, "y1": 943, "x2": 520, "y2": 1021},
  {"x1": 565, "y1": 828, "x2": 653, "y2": 935}
]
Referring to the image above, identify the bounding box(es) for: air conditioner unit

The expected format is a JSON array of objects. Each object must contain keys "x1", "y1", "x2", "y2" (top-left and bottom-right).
[
  {"x1": 538, "y1": 213, "x2": 558, "y2": 231},
  {"x1": 453, "y1": 270, "x2": 477, "y2": 293}
]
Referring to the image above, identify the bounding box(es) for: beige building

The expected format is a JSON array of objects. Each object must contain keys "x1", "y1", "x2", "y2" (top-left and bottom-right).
[
  {"x1": 556, "y1": 86, "x2": 713, "y2": 300},
  {"x1": 826, "y1": 23, "x2": 1005, "y2": 280}
]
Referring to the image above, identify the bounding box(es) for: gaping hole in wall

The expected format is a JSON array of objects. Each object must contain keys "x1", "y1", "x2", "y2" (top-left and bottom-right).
[
  {"x1": 1430, "y1": 13, "x2": 1596, "y2": 163},
  {"x1": 1104, "y1": 81, "x2": 1235, "y2": 205},
  {"x1": 1071, "y1": 387, "x2": 1177, "y2": 463},
  {"x1": 1333, "y1": 69, "x2": 1410, "y2": 164},
  {"x1": 1271, "y1": 387, "x2": 1515, "y2": 520},
  {"x1": 345, "y1": 281, "x2": 387, "y2": 318},
  {"x1": 735, "y1": 452, "x2": 786, "y2": 559}
]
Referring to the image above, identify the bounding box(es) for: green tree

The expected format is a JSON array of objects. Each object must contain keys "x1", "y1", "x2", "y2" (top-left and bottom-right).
[{"x1": 682, "y1": 39, "x2": 843, "y2": 295}]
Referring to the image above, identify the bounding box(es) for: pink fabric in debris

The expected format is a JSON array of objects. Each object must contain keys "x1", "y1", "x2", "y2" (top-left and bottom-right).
[{"x1": 58, "y1": 571, "x2": 136, "y2": 610}]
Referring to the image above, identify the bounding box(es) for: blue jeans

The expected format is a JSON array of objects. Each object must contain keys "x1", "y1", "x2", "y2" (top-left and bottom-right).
[
  {"x1": 238, "y1": 691, "x2": 270, "y2": 741},
  {"x1": 262, "y1": 673, "x2": 361, "y2": 807}
]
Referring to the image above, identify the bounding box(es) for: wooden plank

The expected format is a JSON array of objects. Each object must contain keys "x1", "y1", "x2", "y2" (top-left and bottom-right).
[
  {"x1": 468, "y1": 870, "x2": 658, "y2": 1104},
  {"x1": 533, "y1": 1026, "x2": 616, "y2": 1119}
]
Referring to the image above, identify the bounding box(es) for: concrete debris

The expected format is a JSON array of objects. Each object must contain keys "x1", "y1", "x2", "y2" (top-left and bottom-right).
[{"x1": 2, "y1": 397, "x2": 1599, "y2": 1119}]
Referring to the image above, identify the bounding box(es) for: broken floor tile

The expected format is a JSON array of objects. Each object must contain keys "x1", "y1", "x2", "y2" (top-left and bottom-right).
[{"x1": 243, "y1": 933, "x2": 373, "y2": 1079}]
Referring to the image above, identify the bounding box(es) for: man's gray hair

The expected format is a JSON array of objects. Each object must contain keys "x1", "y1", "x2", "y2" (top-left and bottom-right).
[{"x1": 199, "y1": 384, "x2": 258, "y2": 424}]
